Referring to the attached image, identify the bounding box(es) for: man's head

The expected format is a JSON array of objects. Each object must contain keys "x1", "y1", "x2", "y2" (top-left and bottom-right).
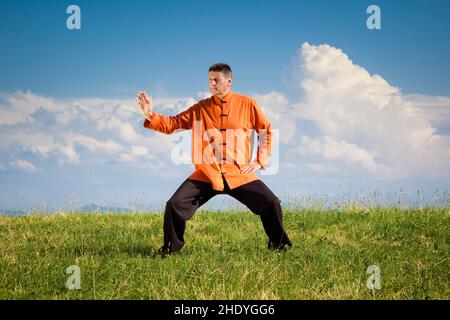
[{"x1": 208, "y1": 63, "x2": 232, "y2": 98}]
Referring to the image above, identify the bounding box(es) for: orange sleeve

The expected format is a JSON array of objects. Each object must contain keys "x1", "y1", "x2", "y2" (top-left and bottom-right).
[
  {"x1": 143, "y1": 104, "x2": 198, "y2": 134},
  {"x1": 251, "y1": 99, "x2": 272, "y2": 169}
]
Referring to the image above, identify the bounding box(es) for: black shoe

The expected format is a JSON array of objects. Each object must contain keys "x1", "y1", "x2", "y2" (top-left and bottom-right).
[
  {"x1": 268, "y1": 241, "x2": 292, "y2": 251},
  {"x1": 158, "y1": 245, "x2": 172, "y2": 257},
  {"x1": 278, "y1": 243, "x2": 292, "y2": 251}
]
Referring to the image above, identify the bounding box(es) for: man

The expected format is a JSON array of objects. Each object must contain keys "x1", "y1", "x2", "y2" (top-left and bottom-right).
[{"x1": 136, "y1": 63, "x2": 292, "y2": 255}]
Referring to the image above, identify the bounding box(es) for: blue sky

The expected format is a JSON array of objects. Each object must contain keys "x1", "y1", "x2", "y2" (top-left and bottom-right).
[
  {"x1": 1, "y1": 0, "x2": 449, "y2": 211},
  {"x1": 2, "y1": 0, "x2": 450, "y2": 98}
]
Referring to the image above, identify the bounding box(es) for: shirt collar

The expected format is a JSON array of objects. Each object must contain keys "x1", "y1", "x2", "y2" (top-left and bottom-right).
[{"x1": 212, "y1": 91, "x2": 234, "y2": 105}]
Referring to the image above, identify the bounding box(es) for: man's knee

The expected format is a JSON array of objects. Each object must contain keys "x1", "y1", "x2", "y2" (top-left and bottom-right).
[
  {"x1": 255, "y1": 194, "x2": 281, "y2": 216},
  {"x1": 166, "y1": 197, "x2": 181, "y2": 212},
  {"x1": 165, "y1": 197, "x2": 196, "y2": 220},
  {"x1": 265, "y1": 193, "x2": 281, "y2": 207}
]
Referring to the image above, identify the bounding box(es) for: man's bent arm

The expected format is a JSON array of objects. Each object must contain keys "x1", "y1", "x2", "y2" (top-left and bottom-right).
[{"x1": 251, "y1": 100, "x2": 272, "y2": 169}]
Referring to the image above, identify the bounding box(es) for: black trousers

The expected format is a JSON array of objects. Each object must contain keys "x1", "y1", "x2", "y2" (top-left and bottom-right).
[{"x1": 163, "y1": 177, "x2": 292, "y2": 252}]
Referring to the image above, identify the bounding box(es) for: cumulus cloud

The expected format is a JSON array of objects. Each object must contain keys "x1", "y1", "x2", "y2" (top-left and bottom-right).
[
  {"x1": 1, "y1": 44, "x2": 449, "y2": 183},
  {"x1": 65, "y1": 133, "x2": 124, "y2": 154},
  {"x1": 287, "y1": 42, "x2": 450, "y2": 179},
  {"x1": 0, "y1": 91, "x2": 201, "y2": 175},
  {"x1": 119, "y1": 145, "x2": 154, "y2": 162},
  {"x1": 97, "y1": 115, "x2": 143, "y2": 143},
  {"x1": 57, "y1": 145, "x2": 80, "y2": 165},
  {"x1": 403, "y1": 94, "x2": 450, "y2": 129},
  {"x1": 296, "y1": 135, "x2": 390, "y2": 176},
  {"x1": 251, "y1": 91, "x2": 295, "y2": 144},
  {"x1": 0, "y1": 90, "x2": 63, "y2": 125}
]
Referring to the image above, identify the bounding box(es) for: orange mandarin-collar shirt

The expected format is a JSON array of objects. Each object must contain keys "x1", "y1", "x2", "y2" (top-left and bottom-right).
[{"x1": 143, "y1": 91, "x2": 272, "y2": 191}]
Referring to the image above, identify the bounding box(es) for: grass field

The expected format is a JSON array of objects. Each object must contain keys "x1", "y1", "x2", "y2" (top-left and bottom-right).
[{"x1": 0, "y1": 208, "x2": 448, "y2": 299}]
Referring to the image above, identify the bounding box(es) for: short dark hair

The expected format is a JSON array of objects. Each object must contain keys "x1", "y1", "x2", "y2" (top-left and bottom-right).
[{"x1": 209, "y1": 63, "x2": 232, "y2": 78}]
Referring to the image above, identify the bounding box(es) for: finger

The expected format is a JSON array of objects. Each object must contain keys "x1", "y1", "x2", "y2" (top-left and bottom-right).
[
  {"x1": 242, "y1": 167, "x2": 252, "y2": 174},
  {"x1": 138, "y1": 98, "x2": 146, "y2": 108}
]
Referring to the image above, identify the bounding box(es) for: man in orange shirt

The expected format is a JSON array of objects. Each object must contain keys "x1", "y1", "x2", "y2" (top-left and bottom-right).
[{"x1": 136, "y1": 63, "x2": 292, "y2": 255}]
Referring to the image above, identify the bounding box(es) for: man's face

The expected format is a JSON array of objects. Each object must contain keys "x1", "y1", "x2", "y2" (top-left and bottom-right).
[{"x1": 209, "y1": 71, "x2": 232, "y2": 97}]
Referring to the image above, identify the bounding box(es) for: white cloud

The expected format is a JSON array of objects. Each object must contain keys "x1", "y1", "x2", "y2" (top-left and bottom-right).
[
  {"x1": 9, "y1": 159, "x2": 41, "y2": 173},
  {"x1": 0, "y1": 131, "x2": 80, "y2": 165},
  {"x1": 403, "y1": 94, "x2": 450, "y2": 128},
  {"x1": 131, "y1": 145, "x2": 148, "y2": 157},
  {"x1": 0, "y1": 90, "x2": 203, "y2": 176},
  {"x1": 251, "y1": 91, "x2": 295, "y2": 144},
  {"x1": 57, "y1": 145, "x2": 80, "y2": 165},
  {"x1": 197, "y1": 91, "x2": 211, "y2": 100},
  {"x1": 296, "y1": 135, "x2": 390, "y2": 175},
  {"x1": 0, "y1": 90, "x2": 64, "y2": 125},
  {"x1": 1, "y1": 45, "x2": 449, "y2": 183},
  {"x1": 65, "y1": 133, "x2": 124, "y2": 154},
  {"x1": 119, "y1": 145, "x2": 154, "y2": 162},
  {"x1": 288, "y1": 42, "x2": 450, "y2": 179},
  {"x1": 97, "y1": 115, "x2": 142, "y2": 143}
]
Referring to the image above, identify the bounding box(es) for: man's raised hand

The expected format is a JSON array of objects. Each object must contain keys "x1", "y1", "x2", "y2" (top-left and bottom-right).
[{"x1": 136, "y1": 91, "x2": 153, "y2": 120}]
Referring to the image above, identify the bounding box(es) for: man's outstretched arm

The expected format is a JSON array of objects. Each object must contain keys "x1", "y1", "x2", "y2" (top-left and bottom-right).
[{"x1": 136, "y1": 90, "x2": 195, "y2": 134}]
